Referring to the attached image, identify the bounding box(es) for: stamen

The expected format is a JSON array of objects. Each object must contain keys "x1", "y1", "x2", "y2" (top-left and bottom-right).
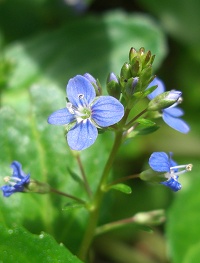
[
  {"x1": 170, "y1": 163, "x2": 193, "y2": 177},
  {"x1": 78, "y1": 94, "x2": 89, "y2": 107},
  {"x1": 66, "y1": 102, "x2": 75, "y2": 114},
  {"x1": 4, "y1": 176, "x2": 10, "y2": 183}
]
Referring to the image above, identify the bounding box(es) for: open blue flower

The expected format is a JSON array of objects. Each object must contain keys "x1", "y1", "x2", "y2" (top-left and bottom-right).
[
  {"x1": 1, "y1": 161, "x2": 30, "y2": 197},
  {"x1": 48, "y1": 75, "x2": 124, "y2": 151},
  {"x1": 149, "y1": 152, "x2": 192, "y2": 191},
  {"x1": 147, "y1": 78, "x2": 190, "y2": 133}
]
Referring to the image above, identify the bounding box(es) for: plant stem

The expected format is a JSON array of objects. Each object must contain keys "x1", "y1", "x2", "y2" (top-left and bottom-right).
[
  {"x1": 125, "y1": 108, "x2": 148, "y2": 128},
  {"x1": 78, "y1": 131, "x2": 123, "y2": 261},
  {"x1": 50, "y1": 188, "x2": 85, "y2": 204},
  {"x1": 76, "y1": 154, "x2": 92, "y2": 198}
]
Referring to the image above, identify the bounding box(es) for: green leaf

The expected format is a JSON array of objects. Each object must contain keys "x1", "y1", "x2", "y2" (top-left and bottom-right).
[
  {"x1": 0, "y1": 224, "x2": 83, "y2": 263},
  {"x1": 166, "y1": 160, "x2": 200, "y2": 263},
  {"x1": 3, "y1": 11, "x2": 167, "y2": 96},
  {"x1": 183, "y1": 242, "x2": 200, "y2": 263},
  {"x1": 0, "y1": 10, "x2": 167, "y2": 254},
  {"x1": 108, "y1": 183, "x2": 132, "y2": 194}
]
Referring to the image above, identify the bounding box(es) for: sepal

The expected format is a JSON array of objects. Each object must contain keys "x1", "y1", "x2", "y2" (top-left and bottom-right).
[
  {"x1": 147, "y1": 90, "x2": 182, "y2": 111},
  {"x1": 106, "y1": 72, "x2": 121, "y2": 99},
  {"x1": 26, "y1": 180, "x2": 51, "y2": 194}
]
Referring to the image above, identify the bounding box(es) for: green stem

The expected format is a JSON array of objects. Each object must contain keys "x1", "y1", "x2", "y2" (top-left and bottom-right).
[
  {"x1": 76, "y1": 154, "x2": 92, "y2": 198},
  {"x1": 78, "y1": 131, "x2": 123, "y2": 261},
  {"x1": 125, "y1": 108, "x2": 148, "y2": 128},
  {"x1": 50, "y1": 188, "x2": 85, "y2": 204},
  {"x1": 95, "y1": 216, "x2": 136, "y2": 236}
]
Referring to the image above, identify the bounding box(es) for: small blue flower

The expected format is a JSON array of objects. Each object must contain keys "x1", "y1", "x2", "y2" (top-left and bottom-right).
[
  {"x1": 1, "y1": 161, "x2": 30, "y2": 197},
  {"x1": 149, "y1": 152, "x2": 192, "y2": 192},
  {"x1": 147, "y1": 78, "x2": 190, "y2": 133},
  {"x1": 48, "y1": 75, "x2": 124, "y2": 151}
]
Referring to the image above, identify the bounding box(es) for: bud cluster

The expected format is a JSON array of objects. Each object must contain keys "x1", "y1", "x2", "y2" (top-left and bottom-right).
[{"x1": 106, "y1": 47, "x2": 156, "y2": 109}]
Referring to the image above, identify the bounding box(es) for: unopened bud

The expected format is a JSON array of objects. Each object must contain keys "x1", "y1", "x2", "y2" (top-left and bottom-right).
[
  {"x1": 125, "y1": 77, "x2": 139, "y2": 96},
  {"x1": 147, "y1": 90, "x2": 182, "y2": 111},
  {"x1": 83, "y1": 73, "x2": 102, "y2": 95},
  {"x1": 133, "y1": 209, "x2": 165, "y2": 225},
  {"x1": 106, "y1": 72, "x2": 121, "y2": 99}
]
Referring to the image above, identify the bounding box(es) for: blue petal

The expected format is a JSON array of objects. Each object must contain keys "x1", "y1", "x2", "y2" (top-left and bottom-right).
[
  {"x1": 163, "y1": 107, "x2": 184, "y2": 117},
  {"x1": 67, "y1": 119, "x2": 98, "y2": 150},
  {"x1": 83, "y1": 73, "x2": 97, "y2": 85},
  {"x1": 168, "y1": 152, "x2": 178, "y2": 172},
  {"x1": 1, "y1": 185, "x2": 15, "y2": 197},
  {"x1": 91, "y1": 96, "x2": 124, "y2": 127},
  {"x1": 147, "y1": 78, "x2": 165, "y2": 100},
  {"x1": 162, "y1": 112, "x2": 190, "y2": 133},
  {"x1": 67, "y1": 75, "x2": 96, "y2": 107},
  {"x1": 48, "y1": 108, "x2": 75, "y2": 125},
  {"x1": 149, "y1": 152, "x2": 170, "y2": 172},
  {"x1": 161, "y1": 177, "x2": 182, "y2": 192},
  {"x1": 11, "y1": 161, "x2": 26, "y2": 179}
]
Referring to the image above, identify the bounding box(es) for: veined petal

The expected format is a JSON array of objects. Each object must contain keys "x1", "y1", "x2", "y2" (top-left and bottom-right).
[
  {"x1": 162, "y1": 112, "x2": 190, "y2": 133},
  {"x1": 163, "y1": 107, "x2": 184, "y2": 117},
  {"x1": 161, "y1": 177, "x2": 182, "y2": 192},
  {"x1": 168, "y1": 153, "x2": 178, "y2": 172},
  {"x1": 11, "y1": 161, "x2": 26, "y2": 179},
  {"x1": 67, "y1": 119, "x2": 98, "y2": 150},
  {"x1": 91, "y1": 96, "x2": 124, "y2": 127},
  {"x1": 147, "y1": 78, "x2": 165, "y2": 100},
  {"x1": 47, "y1": 108, "x2": 75, "y2": 125},
  {"x1": 67, "y1": 75, "x2": 96, "y2": 107},
  {"x1": 149, "y1": 152, "x2": 170, "y2": 172}
]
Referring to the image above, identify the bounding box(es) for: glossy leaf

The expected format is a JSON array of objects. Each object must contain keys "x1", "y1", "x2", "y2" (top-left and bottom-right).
[{"x1": 0, "y1": 224, "x2": 83, "y2": 263}]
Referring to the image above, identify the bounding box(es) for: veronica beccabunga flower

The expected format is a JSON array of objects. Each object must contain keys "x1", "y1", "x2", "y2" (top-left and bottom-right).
[
  {"x1": 147, "y1": 78, "x2": 190, "y2": 133},
  {"x1": 48, "y1": 75, "x2": 124, "y2": 151},
  {"x1": 1, "y1": 161, "x2": 30, "y2": 197},
  {"x1": 149, "y1": 152, "x2": 192, "y2": 192}
]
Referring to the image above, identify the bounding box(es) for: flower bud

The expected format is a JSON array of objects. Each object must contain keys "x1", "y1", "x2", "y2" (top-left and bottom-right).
[
  {"x1": 120, "y1": 62, "x2": 132, "y2": 80},
  {"x1": 106, "y1": 72, "x2": 121, "y2": 99},
  {"x1": 147, "y1": 90, "x2": 182, "y2": 111},
  {"x1": 83, "y1": 73, "x2": 102, "y2": 95},
  {"x1": 125, "y1": 77, "x2": 139, "y2": 96},
  {"x1": 133, "y1": 210, "x2": 165, "y2": 225}
]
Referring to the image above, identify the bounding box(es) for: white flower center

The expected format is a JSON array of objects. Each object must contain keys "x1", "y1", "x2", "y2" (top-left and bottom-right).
[
  {"x1": 66, "y1": 94, "x2": 92, "y2": 122},
  {"x1": 165, "y1": 163, "x2": 193, "y2": 179}
]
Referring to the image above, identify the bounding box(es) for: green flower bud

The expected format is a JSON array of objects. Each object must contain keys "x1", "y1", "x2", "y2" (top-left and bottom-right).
[
  {"x1": 133, "y1": 210, "x2": 165, "y2": 225},
  {"x1": 120, "y1": 62, "x2": 132, "y2": 80},
  {"x1": 106, "y1": 72, "x2": 121, "y2": 99},
  {"x1": 147, "y1": 90, "x2": 182, "y2": 111}
]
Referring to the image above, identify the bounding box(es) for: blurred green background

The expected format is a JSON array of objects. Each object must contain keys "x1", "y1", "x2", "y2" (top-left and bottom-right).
[{"x1": 0, "y1": 0, "x2": 200, "y2": 262}]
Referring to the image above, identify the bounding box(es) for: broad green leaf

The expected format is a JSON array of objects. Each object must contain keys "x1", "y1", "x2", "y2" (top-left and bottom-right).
[
  {"x1": 0, "y1": 224, "x2": 83, "y2": 263},
  {"x1": 139, "y1": 0, "x2": 200, "y2": 45},
  {"x1": 166, "y1": 160, "x2": 200, "y2": 263},
  {"x1": 0, "y1": 10, "x2": 167, "y2": 255},
  {"x1": 3, "y1": 11, "x2": 167, "y2": 97},
  {"x1": 183, "y1": 242, "x2": 200, "y2": 263},
  {"x1": 108, "y1": 183, "x2": 132, "y2": 194},
  {"x1": 0, "y1": 84, "x2": 110, "y2": 253}
]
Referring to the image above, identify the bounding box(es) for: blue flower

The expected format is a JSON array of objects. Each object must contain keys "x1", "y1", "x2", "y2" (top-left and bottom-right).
[
  {"x1": 1, "y1": 161, "x2": 30, "y2": 197},
  {"x1": 48, "y1": 75, "x2": 124, "y2": 151},
  {"x1": 149, "y1": 152, "x2": 192, "y2": 192},
  {"x1": 147, "y1": 78, "x2": 190, "y2": 133}
]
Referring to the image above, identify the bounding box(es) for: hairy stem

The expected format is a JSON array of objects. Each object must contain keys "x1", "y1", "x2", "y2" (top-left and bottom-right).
[
  {"x1": 78, "y1": 131, "x2": 123, "y2": 261},
  {"x1": 76, "y1": 154, "x2": 92, "y2": 198}
]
